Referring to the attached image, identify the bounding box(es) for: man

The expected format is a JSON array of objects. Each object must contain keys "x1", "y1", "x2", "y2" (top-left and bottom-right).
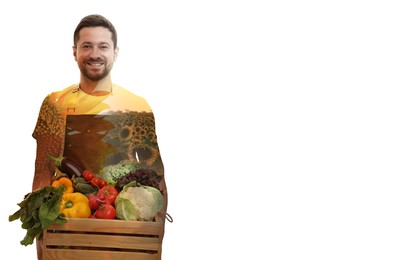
[{"x1": 32, "y1": 14, "x2": 168, "y2": 259}]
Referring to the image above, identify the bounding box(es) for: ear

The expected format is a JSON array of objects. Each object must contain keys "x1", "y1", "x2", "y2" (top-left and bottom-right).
[
  {"x1": 114, "y1": 47, "x2": 119, "y2": 61},
  {"x1": 72, "y1": 46, "x2": 77, "y2": 61}
]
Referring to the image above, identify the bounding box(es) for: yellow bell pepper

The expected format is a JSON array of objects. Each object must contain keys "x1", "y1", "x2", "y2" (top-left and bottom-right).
[
  {"x1": 60, "y1": 192, "x2": 91, "y2": 218},
  {"x1": 52, "y1": 177, "x2": 74, "y2": 193}
]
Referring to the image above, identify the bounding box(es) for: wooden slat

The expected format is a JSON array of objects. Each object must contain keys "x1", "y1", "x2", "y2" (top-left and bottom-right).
[
  {"x1": 44, "y1": 248, "x2": 160, "y2": 260},
  {"x1": 47, "y1": 218, "x2": 163, "y2": 235},
  {"x1": 45, "y1": 232, "x2": 160, "y2": 250}
]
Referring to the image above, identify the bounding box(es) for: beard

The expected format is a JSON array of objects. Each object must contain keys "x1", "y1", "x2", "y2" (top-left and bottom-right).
[{"x1": 79, "y1": 58, "x2": 113, "y2": 81}]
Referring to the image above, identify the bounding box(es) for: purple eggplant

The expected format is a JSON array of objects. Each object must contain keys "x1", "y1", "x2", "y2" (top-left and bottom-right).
[{"x1": 46, "y1": 153, "x2": 84, "y2": 178}]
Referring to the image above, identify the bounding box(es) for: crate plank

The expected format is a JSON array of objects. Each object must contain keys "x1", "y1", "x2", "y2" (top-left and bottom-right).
[
  {"x1": 47, "y1": 218, "x2": 163, "y2": 235},
  {"x1": 44, "y1": 248, "x2": 160, "y2": 260},
  {"x1": 45, "y1": 232, "x2": 160, "y2": 250}
]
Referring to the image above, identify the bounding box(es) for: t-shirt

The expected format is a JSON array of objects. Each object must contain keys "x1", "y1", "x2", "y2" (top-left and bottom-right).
[{"x1": 32, "y1": 83, "x2": 164, "y2": 188}]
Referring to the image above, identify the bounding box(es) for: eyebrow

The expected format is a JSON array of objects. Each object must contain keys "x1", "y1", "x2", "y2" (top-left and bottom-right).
[{"x1": 79, "y1": 41, "x2": 111, "y2": 46}]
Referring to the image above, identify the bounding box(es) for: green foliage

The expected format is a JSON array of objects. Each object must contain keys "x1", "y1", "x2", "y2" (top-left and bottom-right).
[
  {"x1": 8, "y1": 185, "x2": 68, "y2": 246},
  {"x1": 99, "y1": 160, "x2": 144, "y2": 185}
]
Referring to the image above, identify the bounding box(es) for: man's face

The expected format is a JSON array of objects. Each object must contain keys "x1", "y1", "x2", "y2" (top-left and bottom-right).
[{"x1": 73, "y1": 27, "x2": 118, "y2": 81}]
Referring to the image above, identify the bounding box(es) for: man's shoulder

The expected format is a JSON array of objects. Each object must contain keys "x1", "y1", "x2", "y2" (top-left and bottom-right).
[
  {"x1": 112, "y1": 84, "x2": 147, "y2": 100},
  {"x1": 43, "y1": 84, "x2": 77, "y2": 102},
  {"x1": 49, "y1": 84, "x2": 78, "y2": 96},
  {"x1": 111, "y1": 84, "x2": 152, "y2": 112}
]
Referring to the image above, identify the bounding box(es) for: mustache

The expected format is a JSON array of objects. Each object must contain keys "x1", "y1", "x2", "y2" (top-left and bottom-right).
[{"x1": 86, "y1": 57, "x2": 105, "y2": 63}]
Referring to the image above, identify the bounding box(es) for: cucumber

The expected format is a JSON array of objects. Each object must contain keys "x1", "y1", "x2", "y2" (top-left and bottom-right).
[
  {"x1": 74, "y1": 183, "x2": 98, "y2": 195},
  {"x1": 73, "y1": 177, "x2": 88, "y2": 185}
]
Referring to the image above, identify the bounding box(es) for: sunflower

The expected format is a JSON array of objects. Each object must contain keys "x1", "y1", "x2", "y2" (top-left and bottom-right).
[
  {"x1": 139, "y1": 128, "x2": 147, "y2": 137},
  {"x1": 147, "y1": 131, "x2": 158, "y2": 144},
  {"x1": 128, "y1": 144, "x2": 160, "y2": 166},
  {"x1": 119, "y1": 126, "x2": 133, "y2": 142}
]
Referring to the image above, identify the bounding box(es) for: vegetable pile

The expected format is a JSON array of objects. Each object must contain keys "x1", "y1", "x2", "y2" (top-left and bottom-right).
[{"x1": 9, "y1": 156, "x2": 164, "y2": 246}]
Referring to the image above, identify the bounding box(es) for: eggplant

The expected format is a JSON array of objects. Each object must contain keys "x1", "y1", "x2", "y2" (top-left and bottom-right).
[{"x1": 46, "y1": 153, "x2": 84, "y2": 178}]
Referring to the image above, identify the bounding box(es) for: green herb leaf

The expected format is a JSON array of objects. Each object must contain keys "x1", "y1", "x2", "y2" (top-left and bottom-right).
[{"x1": 9, "y1": 185, "x2": 66, "y2": 246}]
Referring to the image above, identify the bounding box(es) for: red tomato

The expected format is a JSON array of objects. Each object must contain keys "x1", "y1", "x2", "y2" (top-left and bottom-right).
[
  {"x1": 90, "y1": 177, "x2": 107, "y2": 189},
  {"x1": 90, "y1": 177, "x2": 101, "y2": 188},
  {"x1": 97, "y1": 178, "x2": 108, "y2": 188},
  {"x1": 82, "y1": 170, "x2": 95, "y2": 181},
  {"x1": 94, "y1": 203, "x2": 116, "y2": 219},
  {"x1": 97, "y1": 186, "x2": 119, "y2": 205}
]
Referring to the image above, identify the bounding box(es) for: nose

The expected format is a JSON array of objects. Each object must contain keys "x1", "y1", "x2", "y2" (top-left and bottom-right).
[{"x1": 89, "y1": 46, "x2": 101, "y2": 59}]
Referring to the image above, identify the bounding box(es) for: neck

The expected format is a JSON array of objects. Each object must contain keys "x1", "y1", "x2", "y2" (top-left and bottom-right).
[{"x1": 79, "y1": 78, "x2": 113, "y2": 96}]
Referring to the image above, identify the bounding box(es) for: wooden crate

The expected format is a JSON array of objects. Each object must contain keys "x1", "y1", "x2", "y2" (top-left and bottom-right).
[{"x1": 42, "y1": 218, "x2": 164, "y2": 260}]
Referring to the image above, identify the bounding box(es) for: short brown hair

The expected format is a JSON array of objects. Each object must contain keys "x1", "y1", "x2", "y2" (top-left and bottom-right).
[{"x1": 73, "y1": 14, "x2": 117, "y2": 49}]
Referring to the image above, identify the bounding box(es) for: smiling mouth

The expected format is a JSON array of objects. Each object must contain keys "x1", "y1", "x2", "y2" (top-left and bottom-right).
[{"x1": 87, "y1": 62, "x2": 104, "y2": 67}]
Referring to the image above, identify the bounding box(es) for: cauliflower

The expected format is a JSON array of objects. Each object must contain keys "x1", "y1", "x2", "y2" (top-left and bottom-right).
[
  {"x1": 115, "y1": 181, "x2": 163, "y2": 221},
  {"x1": 99, "y1": 160, "x2": 144, "y2": 185}
]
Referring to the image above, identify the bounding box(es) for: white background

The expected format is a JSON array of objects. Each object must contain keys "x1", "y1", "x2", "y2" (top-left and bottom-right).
[{"x1": 1, "y1": 1, "x2": 419, "y2": 259}]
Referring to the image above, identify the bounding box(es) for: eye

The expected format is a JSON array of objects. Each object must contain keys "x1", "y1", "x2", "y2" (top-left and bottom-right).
[
  {"x1": 81, "y1": 44, "x2": 92, "y2": 49},
  {"x1": 100, "y1": 45, "x2": 109, "y2": 50}
]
